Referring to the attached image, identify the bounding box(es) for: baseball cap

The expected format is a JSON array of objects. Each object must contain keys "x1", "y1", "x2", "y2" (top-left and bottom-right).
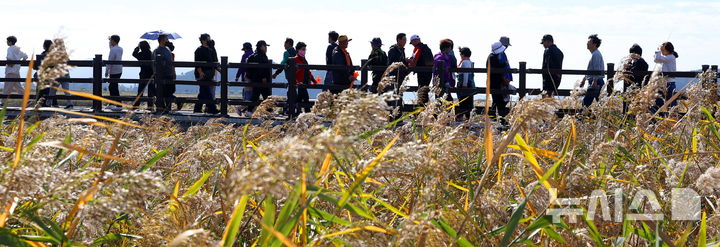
[
  {"x1": 540, "y1": 34, "x2": 554, "y2": 44},
  {"x1": 500, "y1": 36, "x2": 511, "y2": 46},
  {"x1": 242, "y1": 42, "x2": 252, "y2": 51},
  {"x1": 256, "y1": 40, "x2": 270, "y2": 47},
  {"x1": 410, "y1": 34, "x2": 420, "y2": 41}
]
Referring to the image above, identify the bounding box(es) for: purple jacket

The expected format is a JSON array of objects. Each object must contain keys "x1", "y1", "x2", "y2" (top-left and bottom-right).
[
  {"x1": 235, "y1": 50, "x2": 253, "y2": 81},
  {"x1": 433, "y1": 52, "x2": 455, "y2": 87}
]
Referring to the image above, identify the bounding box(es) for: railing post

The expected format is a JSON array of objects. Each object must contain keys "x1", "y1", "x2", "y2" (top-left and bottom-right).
[
  {"x1": 286, "y1": 58, "x2": 297, "y2": 117},
  {"x1": 34, "y1": 54, "x2": 42, "y2": 96},
  {"x1": 220, "y1": 56, "x2": 229, "y2": 116},
  {"x1": 360, "y1": 59, "x2": 368, "y2": 91},
  {"x1": 519, "y1": 61, "x2": 527, "y2": 99},
  {"x1": 92, "y1": 54, "x2": 103, "y2": 112},
  {"x1": 702, "y1": 65, "x2": 709, "y2": 72},
  {"x1": 606, "y1": 63, "x2": 615, "y2": 96}
]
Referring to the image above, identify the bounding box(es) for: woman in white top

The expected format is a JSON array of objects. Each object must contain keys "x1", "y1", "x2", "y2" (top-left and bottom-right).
[{"x1": 652, "y1": 42, "x2": 679, "y2": 113}]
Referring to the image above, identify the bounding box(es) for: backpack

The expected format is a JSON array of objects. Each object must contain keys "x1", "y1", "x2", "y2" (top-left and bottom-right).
[{"x1": 419, "y1": 44, "x2": 434, "y2": 66}]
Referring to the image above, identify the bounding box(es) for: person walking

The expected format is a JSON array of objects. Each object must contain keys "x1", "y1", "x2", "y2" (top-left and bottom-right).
[
  {"x1": 290, "y1": 42, "x2": 315, "y2": 116},
  {"x1": 36, "y1": 39, "x2": 55, "y2": 107},
  {"x1": 152, "y1": 34, "x2": 174, "y2": 114},
  {"x1": 651, "y1": 41, "x2": 679, "y2": 114},
  {"x1": 272, "y1": 38, "x2": 297, "y2": 79},
  {"x1": 324, "y1": 31, "x2": 339, "y2": 87},
  {"x1": 3, "y1": 36, "x2": 28, "y2": 106},
  {"x1": 331, "y1": 35, "x2": 355, "y2": 94},
  {"x1": 247, "y1": 40, "x2": 272, "y2": 113},
  {"x1": 387, "y1": 33, "x2": 409, "y2": 84},
  {"x1": 456, "y1": 47, "x2": 475, "y2": 120},
  {"x1": 193, "y1": 33, "x2": 219, "y2": 114},
  {"x1": 487, "y1": 42, "x2": 511, "y2": 124},
  {"x1": 166, "y1": 41, "x2": 178, "y2": 110},
  {"x1": 132, "y1": 40, "x2": 155, "y2": 109},
  {"x1": 36, "y1": 39, "x2": 73, "y2": 108},
  {"x1": 579, "y1": 34, "x2": 604, "y2": 108},
  {"x1": 540, "y1": 34, "x2": 564, "y2": 97},
  {"x1": 409, "y1": 35, "x2": 434, "y2": 88},
  {"x1": 105, "y1": 34, "x2": 123, "y2": 111},
  {"x1": 621, "y1": 44, "x2": 649, "y2": 113},
  {"x1": 367, "y1": 37, "x2": 388, "y2": 93},
  {"x1": 433, "y1": 39, "x2": 455, "y2": 101},
  {"x1": 235, "y1": 42, "x2": 254, "y2": 115}
]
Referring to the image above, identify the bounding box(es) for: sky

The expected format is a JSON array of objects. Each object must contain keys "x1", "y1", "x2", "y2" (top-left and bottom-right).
[{"x1": 2, "y1": 0, "x2": 719, "y2": 89}]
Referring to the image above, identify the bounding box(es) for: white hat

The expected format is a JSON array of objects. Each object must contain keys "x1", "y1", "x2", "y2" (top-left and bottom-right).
[
  {"x1": 491, "y1": 41, "x2": 506, "y2": 54},
  {"x1": 410, "y1": 34, "x2": 420, "y2": 41}
]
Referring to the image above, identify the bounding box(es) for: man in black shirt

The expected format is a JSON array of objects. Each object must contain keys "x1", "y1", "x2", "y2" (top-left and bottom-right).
[
  {"x1": 541, "y1": 34, "x2": 564, "y2": 97},
  {"x1": 193, "y1": 33, "x2": 219, "y2": 114},
  {"x1": 387, "y1": 33, "x2": 409, "y2": 86},
  {"x1": 324, "y1": 31, "x2": 339, "y2": 87},
  {"x1": 247, "y1": 40, "x2": 272, "y2": 112}
]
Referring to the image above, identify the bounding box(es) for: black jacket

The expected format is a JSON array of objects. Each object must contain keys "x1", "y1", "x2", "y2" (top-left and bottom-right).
[
  {"x1": 487, "y1": 53, "x2": 505, "y2": 89},
  {"x1": 133, "y1": 48, "x2": 154, "y2": 79},
  {"x1": 246, "y1": 51, "x2": 272, "y2": 83},
  {"x1": 626, "y1": 57, "x2": 649, "y2": 86},
  {"x1": 326, "y1": 43, "x2": 338, "y2": 65},
  {"x1": 387, "y1": 44, "x2": 406, "y2": 65},
  {"x1": 415, "y1": 43, "x2": 434, "y2": 67},
  {"x1": 542, "y1": 44, "x2": 564, "y2": 84},
  {"x1": 368, "y1": 48, "x2": 388, "y2": 84},
  {"x1": 194, "y1": 46, "x2": 215, "y2": 80},
  {"x1": 331, "y1": 46, "x2": 353, "y2": 86}
]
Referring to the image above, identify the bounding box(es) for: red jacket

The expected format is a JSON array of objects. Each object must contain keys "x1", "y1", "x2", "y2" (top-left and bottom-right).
[{"x1": 294, "y1": 56, "x2": 315, "y2": 84}]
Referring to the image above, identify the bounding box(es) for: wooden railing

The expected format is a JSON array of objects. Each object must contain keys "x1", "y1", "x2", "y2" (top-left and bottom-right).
[{"x1": 0, "y1": 55, "x2": 717, "y2": 116}]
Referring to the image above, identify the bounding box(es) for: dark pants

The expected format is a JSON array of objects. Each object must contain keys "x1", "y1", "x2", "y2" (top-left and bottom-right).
[
  {"x1": 194, "y1": 81, "x2": 218, "y2": 113},
  {"x1": 582, "y1": 80, "x2": 604, "y2": 108},
  {"x1": 491, "y1": 93, "x2": 509, "y2": 118},
  {"x1": 134, "y1": 76, "x2": 156, "y2": 107},
  {"x1": 108, "y1": 73, "x2": 122, "y2": 97},
  {"x1": 39, "y1": 88, "x2": 56, "y2": 107},
  {"x1": 297, "y1": 87, "x2": 310, "y2": 114},
  {"x1": 370, "y1": 73, "x2": 382, "y2": 94},
  {"x1": 249, "y1": 84, "x2": 272, "y2": 112},
  {"x1": 542, "y1": 76, "x2": 562, "y2": 96},
  {"x1": 456, "y1": 94, "x2": 474, "y2": 120},
  {"x1": 155, "y1": 80, "x2": 176, "y2": 112},
  {"x1": 417, "y1": 72, "x2": 432, "y2": 87},
  {"x1": 650, "y1": 82, "x2": 677, "y2": 114},
  {"x1": 330, "y1": 81, "x2": 346, "y2": 95}
]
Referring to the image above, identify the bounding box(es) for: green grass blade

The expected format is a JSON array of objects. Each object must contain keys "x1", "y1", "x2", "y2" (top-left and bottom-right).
[
  {"x1": 182, "y1": 169, "x2": 213, "y2": 197},
  {"x1": 139, "y1": 146, "x2": 171, "y2": 172},
  {"x1": 221, "y1": 195, "x2": 249, "y2": 247},
  {"x1": 259, "y1": 195, "x2": 277, "y2": 246},
  {"x1": 431, "y1": 218, "x2": 474, "y2": 247},
  {"x1": 0, "y1": 228, "x2": 33, "y2": 247},
  {"x1": 699, "y1": 211, "x2": 707, "y2": 247}
]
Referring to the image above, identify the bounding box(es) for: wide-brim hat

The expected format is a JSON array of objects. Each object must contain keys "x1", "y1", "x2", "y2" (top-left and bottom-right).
[
  {"x1": 338, "y1": 35, "x2": 352, "y2": 42},
  {"x1": 491, "y1": 42, "x2": 506, "y2": 54}
]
